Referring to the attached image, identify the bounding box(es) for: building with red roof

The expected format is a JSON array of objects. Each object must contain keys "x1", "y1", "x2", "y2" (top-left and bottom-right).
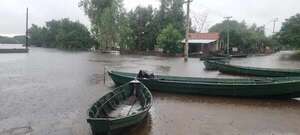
[{"x1": 182, "y1": 32, "x2": 221, "y2": 56}]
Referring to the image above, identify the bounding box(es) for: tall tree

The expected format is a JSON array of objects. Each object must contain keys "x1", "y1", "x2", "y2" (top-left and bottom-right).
[
  {"x1": 278, "y1": 13, "x2": 300, "y2": 48},
  {"x1": 28, "y1": 24, "x2": 47, "y2": 46},
  {"x1": 127, "y1": 6, "x2": 159, "y2": 51},
  {"x1": 119, "y1": 12, "x2": 135, "y2": 50},
  {"x1": 158, "y1": 0, "x2": 185, "y2": 33},
  {"x1": 79, "y1": 0, "x2": 122, "y2": 49}
]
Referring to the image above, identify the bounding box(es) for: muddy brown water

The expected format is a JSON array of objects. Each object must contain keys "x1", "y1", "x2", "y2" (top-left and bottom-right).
[{"x1": 0, "y1": 47, "x2": 300, "y2": 135}]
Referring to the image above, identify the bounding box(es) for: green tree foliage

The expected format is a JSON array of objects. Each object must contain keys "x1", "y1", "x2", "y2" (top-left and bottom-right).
[
  {"x1": 126, "y1": 6, "x2": 159, "y2": 51},
  {"x1": 119, "y1": 12, "x2": 135, "y2": 50},
  {"x1": 157, "y1": 24, "x2": 183, "y2": 54},
  {"x1": 79, "y1": 0, "x2": 122, "y2": 49},
  {"x1": 29, "y1": 19, "x2": 94, "y2": 50},
  {"x1": 158, "y1": 0, "x2": 185, "y2": 33},
  {"x1": 278, "y1": 14, "x2": 300, "y2": 48},
  {"x1": 29, "y1": 24, "x2": 47, "y2": 46},
  {"x1": 209, "y1": 20, "x2": 267, "y2": 53},
  {"x1": 120, "y1": 0, "x2": 185, "y2": 52}
]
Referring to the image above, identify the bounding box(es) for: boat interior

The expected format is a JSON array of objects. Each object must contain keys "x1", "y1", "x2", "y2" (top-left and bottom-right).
[{"x1": 89, "y1": 82, "x2": 151, "y2": 119}]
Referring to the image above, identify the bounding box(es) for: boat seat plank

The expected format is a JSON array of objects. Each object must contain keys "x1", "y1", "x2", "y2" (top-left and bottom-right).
[{"x1": 108, "y1": 96, "x2": 142, "y2": 117}]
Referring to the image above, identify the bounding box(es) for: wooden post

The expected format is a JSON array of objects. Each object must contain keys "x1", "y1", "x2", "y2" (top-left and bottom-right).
[
  {"x1": 224, "y1": 16, "x2": 232, "y2": 55},
  {"x1": 184, "y1": 0, "x2": 191, "y2": 62},
  {"x1": 272, "y1": 18, "x2": 278, "y2": 33},
  {"x1": 26, "y1": 8, "x2": 29, "y2": 50}
]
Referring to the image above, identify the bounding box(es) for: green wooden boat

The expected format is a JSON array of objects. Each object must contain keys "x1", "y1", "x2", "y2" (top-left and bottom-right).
[
  {"x1": 203, "y1": 60, "x2": 228, "y2": 70},
  {"x1": 201, "y1": 57, "x2": 230, "y2": 70},
  {"x1": 205, "y1": 60, "x2": 300, "y2": 77},
  {"x1": 108, "y1": 70, "x2": 300, "y2": 98},
  {"x1": 200, "y1": 56, "x2": 231, "y2": 61},
  {"x1": 230, "y1": 54, "x2": 248, "y2": 58},
  {"x1": 87, "y1": 80, "x2": 152, "y2": 135}
]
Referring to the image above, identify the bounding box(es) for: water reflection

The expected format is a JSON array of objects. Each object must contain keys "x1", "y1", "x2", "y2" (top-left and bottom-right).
[
  {"x1": 125, "y1": 113, "x2": 153, "y2": 135},
  {"x1": 127, "y1": 92, "x2": 300, "y2": 135},
  {"x1": 231, "y1": 51, "x2": 300, "y2": 69},
  {"x1": 153, "y1": 92, "x2": 300, "y2": 109},
  {"x1": 0, "y1": 53, "x2": 27, "y2": 62}
]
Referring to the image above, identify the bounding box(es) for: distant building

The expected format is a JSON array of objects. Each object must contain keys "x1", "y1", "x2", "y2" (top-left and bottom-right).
[{"x1": 182, "y1": 32, "x2": 220, "y2": 56}]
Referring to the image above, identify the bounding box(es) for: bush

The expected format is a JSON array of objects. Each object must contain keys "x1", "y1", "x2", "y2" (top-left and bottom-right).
[{"x1": 157, "y1": 24, "x2": 183, "y2": 55}]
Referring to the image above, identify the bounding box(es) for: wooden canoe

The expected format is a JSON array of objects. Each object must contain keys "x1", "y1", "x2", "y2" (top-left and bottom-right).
[
  {"x1": 108, "y1": 70, "x2": 300, "y2": 98},
  {"x1": 203, "y1": 60, "x2": 228, "y2": 70},
  {"x1": 205, "y1": 60, "x2": 300, "y2": 77},
  {"x1": 230, "y1": 54, "x2": 248, "y2": 58},
  {"x1": 200, "y1": 56, "x2": 231, "y2": 61},
  {"x1": 87, "y1": 80, "x2": 152, "y2": 135}
]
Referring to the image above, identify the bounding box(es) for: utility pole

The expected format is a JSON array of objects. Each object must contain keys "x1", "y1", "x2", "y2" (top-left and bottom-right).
[
  {"x1": 184, "y1": 0, "x2": 191, "y2": 62},
  {"x1": 224, "y1": 16, "x2": 232, "y2": 55},
  {"x1": 25, "y1": 8, "x2": 29, "y2": 50},
  {"x1": 272, "y1": 18, "x2": 279, "y2": 33}
]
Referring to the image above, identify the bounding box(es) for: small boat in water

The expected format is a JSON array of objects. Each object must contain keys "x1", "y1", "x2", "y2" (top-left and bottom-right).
[
  {"x1": 204, "y1": 60, "x2": 300, "y2": 77},
  {"x1": 108, "y1": 70, "x2": 300, "y2": 98},
  {"x1": 201, "y1": 56, "x2": 230, "y2": 70},
  {"x1": 101, "y1": 50, "x2": 120, "y2": 54},
  {"x1": 87, "y1": 80, "x2": 152, "y2": 135},
  {"x1": 230, "y1": 54, "x2": 248, "y2": 58},
  {"x1": 200, "y1": 56, "x2": 231, "y2": 61},
  {"x1": 203, "y1": 60, "x2": 228, "y2": 70}
]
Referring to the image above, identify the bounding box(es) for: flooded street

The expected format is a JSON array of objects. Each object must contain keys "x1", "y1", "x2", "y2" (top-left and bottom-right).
[{"x1": 1, "y1": 47, "x2": 300, "y2": 135}]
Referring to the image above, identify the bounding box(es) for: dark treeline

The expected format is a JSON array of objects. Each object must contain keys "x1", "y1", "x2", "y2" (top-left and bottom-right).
[
  {"x1": 25, "y1": 0, "x2": 299, "y2": 53},
  {"x1": 29, "y1": 18, "x2": 96, "y2": 50},
  {"x1": 0, "y1": 35, "x2": 25, "y2": 44},
  {"x1": 207, "y1": 14, "x2": 300, "y2": 53},
  {"x1": 209, "y1": 20, "x2": 280, "y2": 53}
]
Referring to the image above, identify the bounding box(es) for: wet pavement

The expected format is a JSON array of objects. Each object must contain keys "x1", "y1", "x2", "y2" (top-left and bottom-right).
[{"x1": 0, "y1": 47, "x2": 300, "y2": 135}]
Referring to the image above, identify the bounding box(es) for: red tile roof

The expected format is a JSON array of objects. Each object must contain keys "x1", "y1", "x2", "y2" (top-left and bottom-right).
[{"x1": 188, "y1": 33, "x2": 220, "y2": 40}]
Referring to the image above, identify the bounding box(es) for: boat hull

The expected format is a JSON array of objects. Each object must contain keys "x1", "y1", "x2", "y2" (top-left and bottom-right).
[
  {"x1": 87, "y1": 111, "x2": 149, "y2": 135},
  {"x1": 205, "y1": 60, "x2": 300, "y2": 77},
  {"x1": 108, "y1": 71, "x2": 300, "y2": 98}
]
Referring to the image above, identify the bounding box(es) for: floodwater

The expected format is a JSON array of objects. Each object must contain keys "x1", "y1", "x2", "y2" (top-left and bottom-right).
[{"x1": 1, "y1": 47, "x2": 300, "y2": 135}]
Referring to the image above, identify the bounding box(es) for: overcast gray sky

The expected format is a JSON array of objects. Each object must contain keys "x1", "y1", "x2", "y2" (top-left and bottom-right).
[{"x1": 0, "y1": 0, "x2": 299, "y2": 36}]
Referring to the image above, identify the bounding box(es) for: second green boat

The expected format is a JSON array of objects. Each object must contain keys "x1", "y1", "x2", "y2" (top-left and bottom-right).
[{"x1": 204, "y1": 60, "x2": 300, "y2": 77}]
